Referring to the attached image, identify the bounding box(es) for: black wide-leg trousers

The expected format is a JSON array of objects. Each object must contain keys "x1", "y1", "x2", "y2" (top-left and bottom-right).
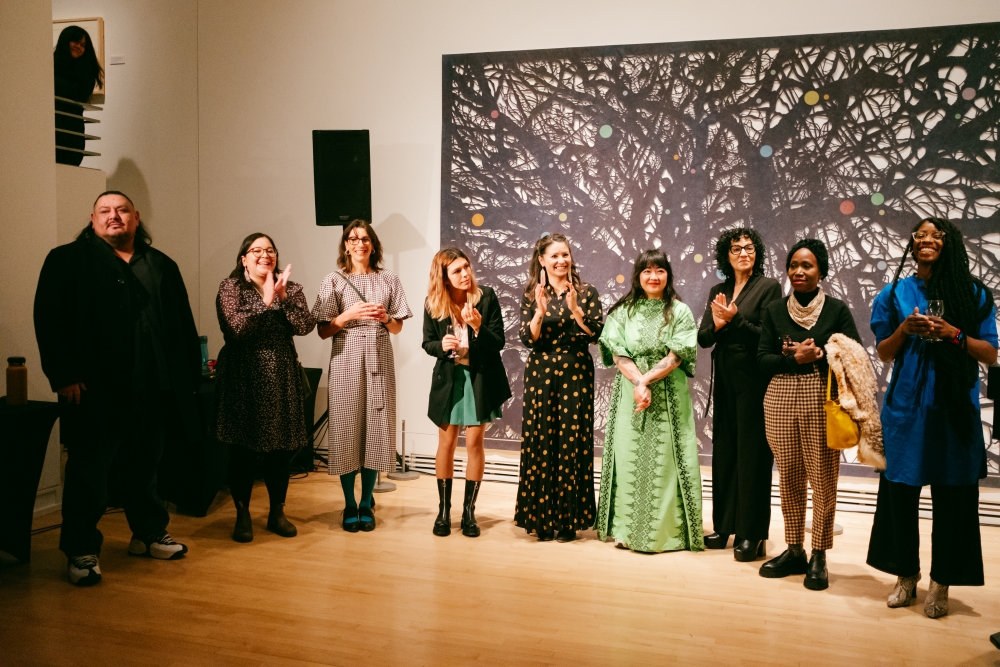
[
  {"x1": 710, "y1": 348, "x2": 774, "y2": 541},
  {"x1": 867, "y1": 473, "x2": 984, "y2": 586}
]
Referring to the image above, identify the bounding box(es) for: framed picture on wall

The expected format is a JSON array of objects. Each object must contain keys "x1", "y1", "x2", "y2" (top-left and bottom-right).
[{"x1": 52, "y1": 17, "x2": 105, "y2": 104}]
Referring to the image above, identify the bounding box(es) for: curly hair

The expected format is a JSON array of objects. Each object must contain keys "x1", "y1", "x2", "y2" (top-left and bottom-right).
[
  {"x1": 786, "y1": 238, "x2": 829, "y2": 279},
  {"x1": 714, "y1": 227, "x2": 766, "y2": 280},
  {"x1": 608, "y1": 249, "x2": 680, "y2": 327},
  {"x1": 887, "y1": 217, "x2": 994, "y2": 435}
]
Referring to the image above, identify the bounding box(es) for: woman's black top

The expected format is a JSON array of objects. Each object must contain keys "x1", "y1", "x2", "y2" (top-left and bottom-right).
[
  {"x1": 422, "y1": 285, "x2": 512, "y2": 427},
  {"x1": 698, "y1": 275, "x2": 783, "y2": 360},
  {"x1": 757, "y1": 294, "x2": 861, "y2": 378}
]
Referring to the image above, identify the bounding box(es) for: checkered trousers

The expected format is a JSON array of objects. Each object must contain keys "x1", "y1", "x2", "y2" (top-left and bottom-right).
[{"x1": 763, "y1": 369, "x2": 840, "y2": 551}]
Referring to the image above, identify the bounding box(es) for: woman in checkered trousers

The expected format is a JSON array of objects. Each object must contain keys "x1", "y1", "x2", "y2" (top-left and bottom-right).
[
  {"x1": 313, "y1": 220, "x2": 412, "y2": 532},
  {"x1": 756, "y1": 239, "x2": 861, "y2": 591}
]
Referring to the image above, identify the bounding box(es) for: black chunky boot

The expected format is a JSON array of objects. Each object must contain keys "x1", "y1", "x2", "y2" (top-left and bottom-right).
[
  {"x1": 433, "y1": 479, "x2": 453, "y2": 536},
  {"x1": 758, "y1": 545, "x2": 807, "y2": 578},
  {"x1": 734, "y1": 538, "x2": 765, "y2": 562},
  {"x1": 232, "y1": 500, "x2": 253, "y2": 543},
  {"x1": 804, "y1": 549, "x2": 829, "y2": 591},
  {"x1": 461, "y1": 480, "x2": 481, "y2": 538},
  {"x1": 703, "y1": 532, "x2": 730, "y2": 550},
  {"x1": 267, "y1": 502, "x2": 297, "y2": 537}
]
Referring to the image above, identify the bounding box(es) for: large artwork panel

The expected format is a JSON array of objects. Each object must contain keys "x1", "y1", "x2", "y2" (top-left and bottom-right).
[{"x1": 440, "y1": 23, "x2": 1000, "y2": 477}]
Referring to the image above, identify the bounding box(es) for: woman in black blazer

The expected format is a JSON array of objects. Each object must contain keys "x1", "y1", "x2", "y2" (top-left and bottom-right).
[{"x1": 422, "y1": 248, "x2": 511, "y2": 537}]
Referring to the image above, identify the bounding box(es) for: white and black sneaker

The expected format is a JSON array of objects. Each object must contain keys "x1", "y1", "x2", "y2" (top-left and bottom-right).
[
  {"x1": 128, "y1": 532, "x2": 188, "y2": 560},
  {"x1": 67, "y1": 555, "x2": 102, "y2": 586}
]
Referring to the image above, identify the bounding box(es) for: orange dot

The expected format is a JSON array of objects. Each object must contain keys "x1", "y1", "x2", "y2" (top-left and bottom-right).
[
  {"x1": 673, "y1": 155, "x2": 680, "y2": 160},
  {"x1": 471, "y1": 213, "x2": 485, "y2": 226},
  {"x1": 615, "y1": 274, "x2": 625, "y2": 284},
  {"x1": 839, "y1": 201, "x2": 855, "y2": 216}
]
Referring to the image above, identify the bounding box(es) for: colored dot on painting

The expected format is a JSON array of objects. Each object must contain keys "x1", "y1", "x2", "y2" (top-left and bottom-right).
[
  {"x1": 665, "y1": 209, "x2": 670, "y2": 215},
  {"x1": 871, "y1": 193, "x2": 885, "y2": 206},
  {"x1": 471, "y1": 213, "x2": 485, "y2": 227},
  {"x1": 690, "y1": 168, "x2": 696, "y2": 174},
  {"x1": 693, "y1": 254, "x2": 704, "y2": 263},
  {"x1": 962, "y1": 87, "x2": 976, "y2": 101},
  {"x1": 558, "y1": 213, "x2": 567, "y2": 222},
  {"x1": 877, "y1": 260, "x2": 888, "y2": 270},
  {"x1": 599, "y1": 124, "x2": 613, "y2": 138},
  {"x1": 490, "y1": 110, "x2": 499, "y2": 119},
  {"x1": 879, "y1": 210, "x2": 885, "y2": 216},
  {"x1": 756, "y1": 98, "x2": 762, "y2": 104},
  {"x1": 540, "y1": 232, "x2": 550, "y2": 238},
  {"x1": 770, "y1": 69, "x2": 776, "y2": 75},
  {"x1": 839, "y1": 200, "x2": 855, "y2": 215},
  {"x1": 615, "y1": 274, "x2": 625, "y2": 284},
  {"x1": 673, "y1": 154, "x2": 680, "y2": 160},
  {"x1": 804, "y1": 91, "x2": 820, "y2": 105},
  {"x1": 717, "y1": 269, "x2": 727, "y2": 280},
  {"x1": 823, "y1": 94, "x2": 830, "y2": 100},
  {"x1": 760, "y1": 145, "x2": 773, "y2": 158},
  {"x1": 897, "y1": 77, "x2": 904, "y2": 84},
  {"x1": 955, "y1": 113, "x2": 962, "y2": 119}
]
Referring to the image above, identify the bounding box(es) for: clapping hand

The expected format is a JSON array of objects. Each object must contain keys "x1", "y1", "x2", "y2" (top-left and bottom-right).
[
  {"x1": 564, "y1": 283, "x2": 584, "y2": 318},
  {"x1": 534, "y1": 283, "x2": 550, "y2": 317},
  {"x1": 262, "y1": 270, "x2": 276, "y2": 307},
  {"x1": 461, "y1": 302, "x2": 482, "y2": 333},
  {"x1": 274, "y1": 264, "x2": 291, "y2": 302},
  {"x1": 710, "y1": 293, "x2": 737, "y2": 329}
]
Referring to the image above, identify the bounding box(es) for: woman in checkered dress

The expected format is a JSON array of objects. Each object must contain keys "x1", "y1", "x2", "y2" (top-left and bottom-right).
[
  {"x1": 756, "y1": 239, "x2": 860, "y2": 591},
  {"x1": 313, "y1": 220, "x2": 412, "y2": 532}
]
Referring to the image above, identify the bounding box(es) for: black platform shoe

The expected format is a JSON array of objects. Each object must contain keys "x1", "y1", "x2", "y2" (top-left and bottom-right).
[
  {"x1": 804, "y1": 550, "x2": 829, "y2": 590},
  {"x1": 232, "y1": 500, "x2": 253, "y2": 543},
  {"x1": 461, "y1": 480, "x2": 481, "y2": 538},
  {"x1": 433, "y1": 479, "x2": 453, "y2": 536},
  {"x1": 758, "y1": 546, "x2": 808, "y2": 578},
  {"x1": 342, "y1": 507, "x2": 360, "y2": 533},
  {"x1": 703, "y1": 532, "x2": 730, "y2": 550},
  {"x1": 734, "y1": 538, "x2": 765, "y2": 562}
]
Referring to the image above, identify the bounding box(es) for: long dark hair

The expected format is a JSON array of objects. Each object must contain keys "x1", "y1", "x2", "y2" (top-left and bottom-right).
[
  {"x1": 229, "y1": 233, "x2": 282, "y2": 286},
  {"x1": 887, "y1": 217, "x2": 993, "y2": 433},
  {"x1": 336, "y1": 219, "x2": 383, "y2": 272},
  {"x1": 714, "y1": 227, "x2": 766, "y2": 280},
  {"x1": 523, "y1": 233, "x2": 584, "y2": 302},
  {"x1": 54, "y1": 25, "x2": 104, "y2": 92},
  {"x1": 608, "y1": 249, "x2": 681, "y2": 327}
]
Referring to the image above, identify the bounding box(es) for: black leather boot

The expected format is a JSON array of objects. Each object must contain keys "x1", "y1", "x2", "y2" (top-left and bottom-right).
[
  {"x1": 734, "y1": 538, "x2": 765, "y2": 562},
  {"x1": 233, "y1": 500, "x2": 253, "y2": 543},
  {"x1": 804, "y1": 550, "x2": 829, "y2": 591},
  {"x1": 461, "y1": 480, "x2": 481, "y2": 538},
  {"x1": 758, "y1": 545, "x2": 807, "y2": 578},
  {"x1": 433, "y1": 479, "x2": 453, "y2": 536},
  {"x1": 267, "y1": 503, "x2": 297, "y2": 537},
  {"x1": 703, "y1": 532, "x2": 730, "y2": 550}
]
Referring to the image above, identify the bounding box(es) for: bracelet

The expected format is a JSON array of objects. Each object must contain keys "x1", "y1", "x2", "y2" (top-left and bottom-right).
[{"x1": 950, "y1": 329, "x2": 964, "y2": 346}]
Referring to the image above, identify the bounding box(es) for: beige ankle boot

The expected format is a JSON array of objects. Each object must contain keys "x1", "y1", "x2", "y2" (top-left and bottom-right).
[
  {"x1": 887, "y1": 573, "x2": 920, "y2": 608},
  {"x1": 924, "y1": 579, "x2": 949, "y2": 618}
]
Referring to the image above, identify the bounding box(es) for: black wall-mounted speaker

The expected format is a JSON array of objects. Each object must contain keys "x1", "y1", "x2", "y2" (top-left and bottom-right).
[{"x1": 312, "y1": 129, "x2": 372, "y2": 226}]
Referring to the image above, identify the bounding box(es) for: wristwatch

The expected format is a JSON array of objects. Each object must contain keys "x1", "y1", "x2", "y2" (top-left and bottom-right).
[{"x1": 950, "y1": 329, "x2": 965, "y2": 346}]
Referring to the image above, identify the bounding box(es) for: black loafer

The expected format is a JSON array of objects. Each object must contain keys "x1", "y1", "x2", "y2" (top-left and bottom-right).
[
  {"x1": 734, "y1": 539, "x2": 765, "y2": 562},
  {"x1": 342, "y1": 508, "x2": 360, "y2": 533},
  {"x1": 759, "y1": 548, "x2": 808, "y2": 578},
  {"x1": 703, "y1": 532, "x2": 730, "y2": 550},
  {"x1": 804, "y1": 550, "x2": 829, "y2": 591},
  {"x1": 358, "y1": 507, "x2": 376, "y2": 532}
]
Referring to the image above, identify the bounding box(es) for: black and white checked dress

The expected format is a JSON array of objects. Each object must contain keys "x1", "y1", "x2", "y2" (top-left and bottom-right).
[{"x1": 312, "y1": 270, "x2": 412, "y2": 475}]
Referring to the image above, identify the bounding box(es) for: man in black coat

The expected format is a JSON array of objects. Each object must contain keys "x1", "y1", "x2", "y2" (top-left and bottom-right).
[{"x1": 34, "y1": 190, "x2": 201, "y2": 586}]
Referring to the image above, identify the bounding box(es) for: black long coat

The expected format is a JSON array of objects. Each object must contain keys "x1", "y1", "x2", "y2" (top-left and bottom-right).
[
  {"x1": 33, "y1": 231, "x2": 202, "y2": 442},
  {"x1": 421, "y1": 285, "x2": 512, "y2": 427}
]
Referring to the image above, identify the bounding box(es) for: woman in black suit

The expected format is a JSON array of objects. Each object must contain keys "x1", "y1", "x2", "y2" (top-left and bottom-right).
[
  {"x1": 698, "y1": 228, "x2": 782, "y2": 561},
  {"x1": 422, "y1": 248, "x2": 511, "y2": 537}
]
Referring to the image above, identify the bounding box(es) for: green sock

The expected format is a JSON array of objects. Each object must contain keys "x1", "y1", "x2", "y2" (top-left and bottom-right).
[
  {"x1": 359, "y1": 468, "x2": 377, "y2": 511},
  {"x1": 340, "y1": 471, "x2": 358, "y2": 519}
]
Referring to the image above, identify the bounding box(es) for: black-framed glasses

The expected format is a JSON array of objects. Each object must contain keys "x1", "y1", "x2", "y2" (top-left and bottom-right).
[
  {"x1": 347, "y1": 237, "x2": 372, "y2": 246},
  {"x1": 247, "y1": 247, "x2": 276, "y2": 257},
  {"x1": 912, "y1": 231, "x2": 945, "y2": 242},
  {"x1": 729, "y1": 244, "x2": 756, "y2": 256}
]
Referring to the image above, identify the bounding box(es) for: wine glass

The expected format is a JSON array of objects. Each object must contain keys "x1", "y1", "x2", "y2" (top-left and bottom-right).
[
  {"x1": 445, "y1": 324, "x2": 458, "y2": 358},
  {"x1": 924, "y1": 300, "x2": 944, "y2": 343}
]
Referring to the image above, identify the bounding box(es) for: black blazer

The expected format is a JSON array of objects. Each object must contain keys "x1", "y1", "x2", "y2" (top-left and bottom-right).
[
  {"x1": 422, "y1": 285, "x2": 512, "y2": 427},
  {"x1": 697, "y1": 275, "x2": 783, "y2": 360},
  {"x1": 757, "y1": 294, "x2": 861, "y2": 379}
]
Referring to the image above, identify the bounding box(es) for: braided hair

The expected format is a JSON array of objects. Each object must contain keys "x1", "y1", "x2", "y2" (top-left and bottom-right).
[{"x1": 887, "y1": 217, "x2": 993, "y2": 434}]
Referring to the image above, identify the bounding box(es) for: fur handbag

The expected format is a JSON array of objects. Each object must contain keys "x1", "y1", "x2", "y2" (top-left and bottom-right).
[{"x1": 824, "y1": 333, "x2": 886, "y2": 470}]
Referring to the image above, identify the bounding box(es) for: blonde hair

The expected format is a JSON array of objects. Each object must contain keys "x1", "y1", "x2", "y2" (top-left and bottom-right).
[{"x1": 426, "y1": 248, "x2": 482, "y2": 321}]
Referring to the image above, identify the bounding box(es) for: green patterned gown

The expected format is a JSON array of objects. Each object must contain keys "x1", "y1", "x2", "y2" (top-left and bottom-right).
[{"x1": 596, "y1": 299, "x2": 704, "y2": 553}]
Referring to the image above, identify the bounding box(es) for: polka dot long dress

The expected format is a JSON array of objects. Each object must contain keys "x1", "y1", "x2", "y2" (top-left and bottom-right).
[{"x1": 514, "y1": 284, "x2": 604, "y2": 534}]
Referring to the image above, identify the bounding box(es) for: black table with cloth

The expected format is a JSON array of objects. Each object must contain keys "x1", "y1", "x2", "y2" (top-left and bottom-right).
[{"x1": 0, "y1": 399, "x2": 60, "y2": 562}]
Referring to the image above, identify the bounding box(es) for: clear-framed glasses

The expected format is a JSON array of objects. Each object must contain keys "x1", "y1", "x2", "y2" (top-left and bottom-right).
[
  {"x1": 912, "y1": 230, "x2": 945, "y2": 242},
  {"x1": 346, "y1": 236, "x2": 372, "y2": 246},
  {"x1": 247, "y1": 247, "x2": 276, "y2": 257},
  {"x1": 729, "y1": 244, "x2": 756, "y2": 256}
]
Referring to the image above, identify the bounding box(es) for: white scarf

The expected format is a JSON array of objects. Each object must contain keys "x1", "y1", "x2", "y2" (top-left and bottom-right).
[{"x1": 787, "y1": 287, "x2": 826, "y2": 330}]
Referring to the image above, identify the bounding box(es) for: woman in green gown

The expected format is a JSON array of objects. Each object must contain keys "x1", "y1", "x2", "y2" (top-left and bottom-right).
[{"x1": 596, "y1": 249, "x2": 704, "y2": 553}]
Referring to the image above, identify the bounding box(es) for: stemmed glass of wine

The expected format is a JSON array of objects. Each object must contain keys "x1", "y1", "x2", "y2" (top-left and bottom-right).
[{"x1": 924, "y1": 300, "x2": 944, "y2": 343}]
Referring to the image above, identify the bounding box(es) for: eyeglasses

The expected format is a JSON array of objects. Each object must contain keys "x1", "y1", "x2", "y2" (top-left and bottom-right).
[
  {"x1": 247, "y1": 247, "x2": 276, "y2": 257},
  {"x1": 729, "y1": 244, "x2": 756, "y2": 256},
  {"x1": 346, "y1": 237, "x2": 372, "y2": 246},
  {"x1": 912, "y1": 231, "x2": 945, "y2": 242}
]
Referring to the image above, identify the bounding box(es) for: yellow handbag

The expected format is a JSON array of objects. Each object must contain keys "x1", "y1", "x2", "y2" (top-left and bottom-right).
[{"x1": 825, "y1": 368, "x2": 860, "y2": 450}]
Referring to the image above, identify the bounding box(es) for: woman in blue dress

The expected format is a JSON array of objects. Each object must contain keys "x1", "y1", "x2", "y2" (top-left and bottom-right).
[{"x1": 867, "y1": 217, "x2": 998, "y2": 619}]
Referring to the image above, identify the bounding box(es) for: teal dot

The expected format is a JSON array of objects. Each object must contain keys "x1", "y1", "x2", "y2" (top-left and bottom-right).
[
  {"x1": 599, "y1": 125, "x2": 613, "y2": 138},
  {"x1": 871, "y1": 193, "x2": 885, "y2": 206},
  {"x1": 760, "y1": 145, "x2": 773, "y2": 158}
]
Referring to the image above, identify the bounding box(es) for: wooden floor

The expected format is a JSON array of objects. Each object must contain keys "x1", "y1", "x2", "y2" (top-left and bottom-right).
[{"x1": 2, "y1": 473, "x2": 1000, "y2": 667}]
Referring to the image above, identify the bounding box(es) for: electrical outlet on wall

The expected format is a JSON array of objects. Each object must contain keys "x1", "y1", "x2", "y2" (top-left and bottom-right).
[{"x1": 109, "y1": 55, "x2": 125, "y2": 65}]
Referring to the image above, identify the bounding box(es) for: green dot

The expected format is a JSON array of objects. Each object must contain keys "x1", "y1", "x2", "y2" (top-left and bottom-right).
[
  {"x1": 871, "y1": 193, "x2": 885, "y2": 206},
  {"x1": 770, "y1": 69, "x2": 776, "y2": 75},
  {"x1": 955, "y1": 113, "x2": 962, "y2": 119},
  {"x1": 599, "y1": 125, "x2": 613, "y2": 138}
]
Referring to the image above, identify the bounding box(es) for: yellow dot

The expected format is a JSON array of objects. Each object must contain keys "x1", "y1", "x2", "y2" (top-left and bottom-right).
[
  {"x1": 615, "y1": 274, "x2": 625, "y2": 284},
  {"x1": 558, "y1": 213, "x2": 567, "y2": 222},
  {"x1": 471, "y1": 213, "x2": 484, "y2": 226},
  {"x1": 879, "y1": 210, "x2": 885, "y2": 216},
  {"x1": 804, "y1": 90, "x2": 820, "y2": 105},
  {"x1": 823, "y1": 94, "x2": 830, "y2": 100},
  {"x1": 693, "y1": 254, "x2": 703, "y2": 263},
  {"x1": 673, "y1": 154, "x2": 680, "y2": 160}
]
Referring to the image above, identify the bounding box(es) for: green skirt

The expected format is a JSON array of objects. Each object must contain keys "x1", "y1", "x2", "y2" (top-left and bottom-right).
[{"x1": 448, "y1": 364, "x2": 502, "y2": 426}]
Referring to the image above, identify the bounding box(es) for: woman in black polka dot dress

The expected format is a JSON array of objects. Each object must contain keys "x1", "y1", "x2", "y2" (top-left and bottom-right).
[{"x1": 514, "y1": 234, "x2": 604, "y2": 542}]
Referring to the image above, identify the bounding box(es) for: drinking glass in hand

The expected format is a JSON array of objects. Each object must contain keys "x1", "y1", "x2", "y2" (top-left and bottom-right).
[
  {"x1": 924, "y1": 300, "x2": 944, "y2": 343},
  {"x1": 445, "y1": 324, "x2": 458, "y2": 358}
]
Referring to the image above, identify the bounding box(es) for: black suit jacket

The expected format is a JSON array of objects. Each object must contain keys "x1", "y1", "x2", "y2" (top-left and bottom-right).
[
  {"x1": 33, "y1": 231, "x2": 202, "y2": 441},
  {"x1": 697, "y1": 275, "x2": 783, "y2": 361},
  {"x1": 422, "y1": 286, "x2": 512, "y2": 427}
]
